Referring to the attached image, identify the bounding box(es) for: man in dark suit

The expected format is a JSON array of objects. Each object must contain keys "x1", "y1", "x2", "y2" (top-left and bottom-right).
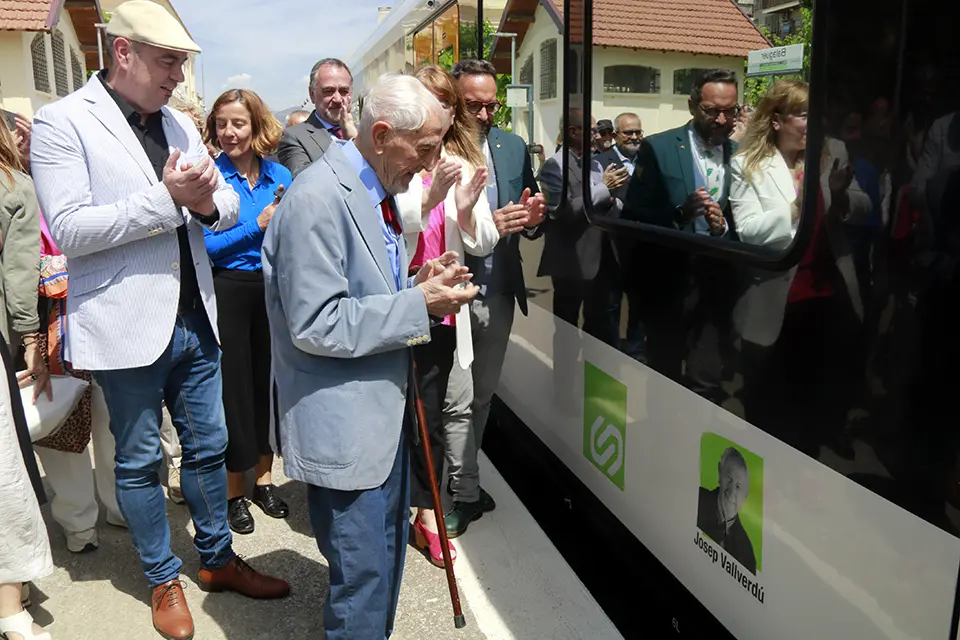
[
  {"x1": 444, "y1": 59, "x2": 546, "y2": 538},
  {"x1": 277, "y1": 58, "x2": 355, "y2": 178},
  {"x1": 696, "y1": 447, "x2": 757, "y2": 575},
  {"x1": 537, "y1": 108, "x2": 623, "y2": 341},
  {"x1": 594, "y1": 112, "x2": 646, "y2": 358},
  {"x1": 623, "y1": 70, "x2": 739, "y2": 399}
]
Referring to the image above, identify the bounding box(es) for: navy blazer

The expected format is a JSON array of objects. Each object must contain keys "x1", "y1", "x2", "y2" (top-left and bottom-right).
[{"x1": 472, "y1": 126, "x2": 542, "y2": 316}]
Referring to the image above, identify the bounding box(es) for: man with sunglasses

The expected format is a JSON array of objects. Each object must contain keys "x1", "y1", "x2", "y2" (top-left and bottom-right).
[
  {"x1": 443, "y1": 59, "x2": 546, "y2": 539},
  {"x1": 621, "y1": 69, "x2": 740, "y2": 403}
]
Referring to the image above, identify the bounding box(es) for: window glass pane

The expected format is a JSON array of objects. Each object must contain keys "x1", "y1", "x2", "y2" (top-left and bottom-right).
[
  {"x1": 434, "y1": 3, "x2": 459, "y2": 69},
  {"x1": 413, "y1": 27, "x2": 433, "y2": 68},
  {"x1": 603, "y1": 65, "x2": 660, "y2": 94}
]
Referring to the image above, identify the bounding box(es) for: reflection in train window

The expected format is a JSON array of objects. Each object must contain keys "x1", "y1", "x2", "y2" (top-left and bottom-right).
[{"x1": 674, "y1": 67, "x2": 735, "y2": 96}]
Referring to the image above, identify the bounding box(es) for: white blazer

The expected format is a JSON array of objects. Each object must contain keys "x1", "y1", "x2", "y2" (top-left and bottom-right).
[
  {"x1": 30, "y1": 74, "x2": 239, "y2": 371},
  {"x1": 396, "y1": 149, "x2": 499, "y2": 369},
  {"x1": 729, "y1": 138, "x2": 869, "y2": 347}
]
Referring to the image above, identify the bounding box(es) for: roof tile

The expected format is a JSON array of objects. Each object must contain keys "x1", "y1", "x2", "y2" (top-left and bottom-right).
[{"x1": 0, "y1": 0, "x2": 54, "y2": 32}]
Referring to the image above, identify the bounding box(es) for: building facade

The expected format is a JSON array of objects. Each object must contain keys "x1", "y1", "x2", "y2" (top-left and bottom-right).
[{"x1": 0, "y1": 0, "x2": 103, "y2": 118}]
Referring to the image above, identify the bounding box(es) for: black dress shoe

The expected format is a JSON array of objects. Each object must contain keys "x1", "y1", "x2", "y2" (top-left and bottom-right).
[
  {"x1": 252, "y1": 484, "x2": 289, "y2": 519},
  {"x1": 444, "y1": 500, "x2": 484, "y2": 538},
  {"x1": 228, "y1": 497, "x2": 255, "y2": 534},
  {"x1": 479, "y1": 487, "x2": 496, "y2": 512}
]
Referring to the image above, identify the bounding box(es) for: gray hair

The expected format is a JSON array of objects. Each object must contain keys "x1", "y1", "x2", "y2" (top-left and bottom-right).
[
  {"x1": 719, "y1": 447, "x2": 748, "y2": 472},
  {"x1": 359, "y1": 73, "x2": 444, "y2": 138},
  {"x1": 614, "y1": 112, "x2": 640, "y2": 131},
  {"x1": 310, "y1": 58, "x2": 352, "y2": 88}
]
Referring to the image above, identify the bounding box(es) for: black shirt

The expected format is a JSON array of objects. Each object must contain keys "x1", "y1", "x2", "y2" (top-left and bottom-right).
[{"x1": 99, "y1": 70, "x2": 203, "y2": 313}]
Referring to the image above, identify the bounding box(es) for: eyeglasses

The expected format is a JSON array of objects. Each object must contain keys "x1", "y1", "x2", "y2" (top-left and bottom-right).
[
  {"x1": 618, "y1": 129, "x2": 644, "y2": 138},
  {"x1": 465, "y1": 100, "x2": 501, "y2": 115},
  {"x1": 698, "y1": 104, "x2": 740, "y2": 120}
]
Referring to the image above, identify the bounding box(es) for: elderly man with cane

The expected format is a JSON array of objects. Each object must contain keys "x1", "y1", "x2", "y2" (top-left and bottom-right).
[{"x1": 262, "y1": 73, "x2": 478, "y2": 639}]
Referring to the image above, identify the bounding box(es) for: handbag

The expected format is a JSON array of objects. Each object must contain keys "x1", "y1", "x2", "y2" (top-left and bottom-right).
[{"x1": 17, "y1": 373, "x2": 90, "y2": 442}]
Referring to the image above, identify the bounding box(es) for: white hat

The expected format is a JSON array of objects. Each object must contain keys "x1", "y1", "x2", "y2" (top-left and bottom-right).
[{"x1": 106, "y1": 0, "x2": 201, "y2": 54}]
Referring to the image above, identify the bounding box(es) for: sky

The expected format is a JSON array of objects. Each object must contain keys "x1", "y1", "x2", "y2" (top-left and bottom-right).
[{"x1": 175, "y1": 0, "x2": 392, "y2": 114}]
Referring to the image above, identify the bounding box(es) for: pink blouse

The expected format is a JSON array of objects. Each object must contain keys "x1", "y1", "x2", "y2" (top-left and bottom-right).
[{"x1": 409, "y1": 173, "x2": 455, "y2": 326}]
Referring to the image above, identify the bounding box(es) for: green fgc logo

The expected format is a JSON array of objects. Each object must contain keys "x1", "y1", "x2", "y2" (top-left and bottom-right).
[{"x1": 583, "y1": 362, "x2": 626, "y2": 490}]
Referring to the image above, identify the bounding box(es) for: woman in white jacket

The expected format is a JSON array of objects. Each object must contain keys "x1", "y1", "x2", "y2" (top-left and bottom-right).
[
  {"x1": 729, "y1": 79, "x2": 871, "y2": 459},
  {"x1": 396, "y1": 65, "x2": 498, "y2": 568}
]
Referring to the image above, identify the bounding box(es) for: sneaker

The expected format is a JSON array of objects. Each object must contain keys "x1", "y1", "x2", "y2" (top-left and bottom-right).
[
  {"x1": 168, "y1": 466, "x2": 185, "y2": 504},
  {"x1": 66, "y1": 528, "x2": 98, "y2": 553}
]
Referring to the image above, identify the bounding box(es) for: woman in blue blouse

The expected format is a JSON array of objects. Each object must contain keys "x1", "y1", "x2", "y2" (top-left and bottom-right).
[{"x1": 203, "y1": 89, "x2": 291, "y2": 534}]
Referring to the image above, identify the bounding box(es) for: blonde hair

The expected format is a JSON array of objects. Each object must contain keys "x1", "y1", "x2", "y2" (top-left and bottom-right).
[
  {"x1": 735, "y1": 79, "x2": 809, "y2": 182},
  {"x1": 414, "y1": 65, "x2": 484, "y2": 169},
  {"x1": 204, "y1": 89, "x2": 284, "y2": 158},
  {"x1": 0, "y1": 123, "x2": 24, "y2": 190}
]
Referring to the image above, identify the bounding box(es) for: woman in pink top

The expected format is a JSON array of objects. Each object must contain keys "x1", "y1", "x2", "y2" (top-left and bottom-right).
[{"x1": 398, "y1": 66, "x2": 499, "y2": 568}]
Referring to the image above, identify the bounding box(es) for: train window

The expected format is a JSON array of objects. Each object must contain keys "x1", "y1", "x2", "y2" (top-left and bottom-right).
[{"x1": 413, "y1": 27, "x2": 433, "y2": 68}]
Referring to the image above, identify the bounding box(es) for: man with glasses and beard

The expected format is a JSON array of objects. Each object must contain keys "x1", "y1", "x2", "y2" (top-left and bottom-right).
[
  {"x1": 442, "y1": 59, "x2": 546, "y2": 539},
  {"x1": 622, "y1": 70, "x2": 739, "y2": 403}
]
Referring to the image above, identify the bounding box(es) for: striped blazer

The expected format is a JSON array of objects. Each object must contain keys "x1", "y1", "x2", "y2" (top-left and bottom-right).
[{"x1": 30, "y1": 74, "x2": 239, "y2": 371}]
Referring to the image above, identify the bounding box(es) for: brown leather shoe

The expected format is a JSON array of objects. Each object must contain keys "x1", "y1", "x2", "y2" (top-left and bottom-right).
[
  {"x1": 152, "y1": 579, "x2": 194, "y2": 640},
  {"x1": 197, "y1": 556, "x2": 290, "y2": 599}
]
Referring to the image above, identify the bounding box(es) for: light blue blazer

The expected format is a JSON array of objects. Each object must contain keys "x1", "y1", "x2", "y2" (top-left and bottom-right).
[{"x1": 262, "y1": 142, "x2": 431, "y2": 491}]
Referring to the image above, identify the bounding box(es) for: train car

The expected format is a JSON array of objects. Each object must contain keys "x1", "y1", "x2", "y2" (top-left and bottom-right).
[{"x1": 348, "y1": 0, "x2": 960, "y2": 637}]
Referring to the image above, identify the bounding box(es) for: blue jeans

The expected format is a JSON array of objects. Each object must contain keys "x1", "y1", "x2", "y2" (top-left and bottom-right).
[
  {"x1": 94, "y1": 308, "x2": 234, "y2": 587},
  {"x1": 308, "y1": 433, "x2": 410, "y2": 639}
]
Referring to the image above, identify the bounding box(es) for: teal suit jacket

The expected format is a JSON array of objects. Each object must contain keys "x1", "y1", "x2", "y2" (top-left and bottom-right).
[
  {"x1": 621, "y1": 122, "x2": 737, "y2": 298},
  {"x1": 624, "y1": 122, "x2": 735, "y2": 231},
  {"x1": 466, "y1": 126, "x2": 542, "y2": 316}
]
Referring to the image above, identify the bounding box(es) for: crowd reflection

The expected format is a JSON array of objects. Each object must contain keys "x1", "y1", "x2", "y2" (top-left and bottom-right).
[{"x1": 527, "y1": 0, "x2": 960, "y2": 536}]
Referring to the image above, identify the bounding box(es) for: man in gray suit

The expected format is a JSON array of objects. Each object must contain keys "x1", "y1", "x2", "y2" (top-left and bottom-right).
[
  {"x1": 29, "y1": 2, "x2": 288, "y2": 638},
  {"x1": 262, "y1": 73, "x2": 478, "y2": 639},
  {"x1": 277, "y1": 57, "x2": 357, "y2": 178}
]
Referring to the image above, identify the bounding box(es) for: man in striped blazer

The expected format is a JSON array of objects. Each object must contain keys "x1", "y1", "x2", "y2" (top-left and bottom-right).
[{"x1": 29, "y1": 2, "x2": 289, "y2": 638}]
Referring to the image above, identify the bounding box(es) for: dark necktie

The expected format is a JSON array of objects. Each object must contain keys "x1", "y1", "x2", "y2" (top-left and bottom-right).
[
  {"x1": 380, "y1": 196, "x2": 402, "y2": 236},
  {"x1": 329, "y1": 125, "x2": 344, "y2": 140}
]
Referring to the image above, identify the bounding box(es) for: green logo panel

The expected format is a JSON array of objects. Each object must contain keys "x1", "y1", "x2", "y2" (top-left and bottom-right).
[{"x1": 583, "y1": 361, "x2": 627, "y2": 490}]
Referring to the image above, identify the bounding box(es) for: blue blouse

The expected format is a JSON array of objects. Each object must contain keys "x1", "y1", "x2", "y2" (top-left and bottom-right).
[{"x1": 204, "y1": 154, "x2": 292, "y2": 270}]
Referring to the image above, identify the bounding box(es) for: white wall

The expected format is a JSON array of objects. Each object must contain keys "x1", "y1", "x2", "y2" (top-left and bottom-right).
[{"x1": 509, "y1": 4, "x2": 748, "y2": 150}]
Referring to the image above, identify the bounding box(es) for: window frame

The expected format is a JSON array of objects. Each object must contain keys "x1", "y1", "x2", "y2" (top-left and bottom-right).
[
  {"x1": 568, "y1": 0, "x2": 832, "y2": 270},
  {"x1": 31, "y1": 34, "x2": 51, "y2": 94}
]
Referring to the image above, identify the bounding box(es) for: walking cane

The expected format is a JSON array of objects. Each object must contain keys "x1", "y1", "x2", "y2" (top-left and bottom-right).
[{"x1": 411, "y1": 359, "x2": 466, "y2": 629}]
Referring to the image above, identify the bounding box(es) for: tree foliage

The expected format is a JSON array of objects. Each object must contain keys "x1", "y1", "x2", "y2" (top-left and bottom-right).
[{"x1": 743, "y1": 7, "x2": 813, "y2": 107}]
